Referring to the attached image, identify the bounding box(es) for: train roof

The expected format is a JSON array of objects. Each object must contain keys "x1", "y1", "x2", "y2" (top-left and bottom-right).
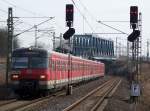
[
  {"x1": 52, "y1": 51, "x2": 103, "y2": 65},
  {"x1": 13, "y1": 48, "x2": 103, "y2": 64},
  {"x1": 15, "y1": 47, "x2": 45, "y2": 50},
  {"x1": 12, "y1": 47, "x2": 50, "y2": 57}
]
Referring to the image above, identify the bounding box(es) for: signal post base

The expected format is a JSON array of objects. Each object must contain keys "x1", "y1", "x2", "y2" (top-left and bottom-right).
[{"x1": 66, "y1": 85, "x2": 73, "y2": 95}]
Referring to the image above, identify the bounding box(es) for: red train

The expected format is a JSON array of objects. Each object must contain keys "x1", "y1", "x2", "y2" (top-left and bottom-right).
[{"x1": 10, "y1": 48, "x2": 105, "y2": 96}]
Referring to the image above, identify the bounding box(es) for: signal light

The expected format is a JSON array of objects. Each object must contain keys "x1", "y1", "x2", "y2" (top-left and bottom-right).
[
  {"x1": 130, "y1": 6, "x2": 138, "y2": 24},
  {"x1": 128, "y1": 30, "x2": 140, "y2": 42},
  {"x1": 63, "y1": 28, "x2": 75, "y2": 40},
  {"x1": 40, "y1": 75, "x2": 46, "y2": 80},
  {"x1": 11, "y1": 74, "x2": 19, "y2": 80},
  {"x1": 66, "y1": 4, "x2": 74, "y2": 22}
]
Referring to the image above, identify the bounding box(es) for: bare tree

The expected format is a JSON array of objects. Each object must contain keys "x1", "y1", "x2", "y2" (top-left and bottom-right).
[
  {"x1": 13, "y1": 37, "x2": 20, "y2": 49},
  {"x1": 0, "y1": 28, "x2": 21, "y2": 57},
  {"x1": 0, "y1": 28, "x2": 7, "y2": 57}
]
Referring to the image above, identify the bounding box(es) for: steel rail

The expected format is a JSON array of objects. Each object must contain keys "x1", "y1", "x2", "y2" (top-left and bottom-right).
[
  {"x1": 0, "y1": 99, "x2": 17, "y2": 107},
  {"x1": 0, "y1": 91, "x2": 65, "y2": 111},
  {"x1": 63, "y1": 78, "x2": 116, "y2": 111},
  {"x1": 90, "y1": 79, "x2": 122, "y2": 111}
]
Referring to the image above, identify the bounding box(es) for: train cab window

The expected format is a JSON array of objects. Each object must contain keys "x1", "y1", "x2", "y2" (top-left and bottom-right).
[
  {"x1": 12, "y1": 57, "x2": 28, "y2": 69},
  {"x1": 29, "y1": 57, "x2": 49, "y2": 68},
  {"x1": 60, "y1": 61, "x2": 62, "y2": 70},
  {"x1": 52, "y1": 61, "x2": 55, "y2": 71},
  {"x1": 56, "y1": 61, "x2": 59, "y2": 70},
  {"x1": 58, "y1": 61, "x2": 61, "y2": 71}
]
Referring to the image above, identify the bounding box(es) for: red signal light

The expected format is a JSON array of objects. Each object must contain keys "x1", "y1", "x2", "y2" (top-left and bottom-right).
[
  {"x1": 130, "y1": 6, "x2": 138, "y2": 23},
  {"x1": 66, "y1": 4, "x2": 74, "y2": 22}
]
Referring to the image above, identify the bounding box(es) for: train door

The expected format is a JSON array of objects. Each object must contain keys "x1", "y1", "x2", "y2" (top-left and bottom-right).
[
  {"x1": 59, "y1": 61, "x2": 62, "y2": 85},
  {"x1": 56, "y1": 60, "x2": 59, "y2": 85},
  {"x1": 82, "y1": 61, "x2": 85, "y2": 81},
  {"x1": 51, "y1": 59, "x2": 56, "y2": 88},
  {"x1": 49, "y1": 58, "x2": 53, "y2": 88},
  {"x1": 64, "y1": 61, "x2": 67, "y2": 84},
  {"x1": 54, "y1": 60, "x2": 57, "y2": 88}
]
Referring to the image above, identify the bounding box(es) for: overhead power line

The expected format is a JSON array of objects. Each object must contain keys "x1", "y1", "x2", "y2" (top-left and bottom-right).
[
  {"x1": 100, "y1": 21, "x2": 129, "y2": 23},
  {"x1": 92, "y1": 33, "x2": 129, "y2": 35},
  {"x1": 1, "y1": 0, "x2": 47, "y2": 17},
  {"x1": 71, "y1": 0, "x2": 95, "y2": 33},
  {"x1": 14, "y1": 17, "x2": 54, "y2": 37},
  {"x1": 78, "y1": 0, "x2": 96, "y2": 21},
  {"x1": 74, "y1": 0, "x2": 129, "y2": 36},
  {"x1": 97, "y1": 21, "x2": 129, "y2": 35},
  {"x1": 14, "y1": 17, "x2": 53, "y2": 19},
  {"x1": 0, "y1": 8, "x2": 7, "y2": 13}
]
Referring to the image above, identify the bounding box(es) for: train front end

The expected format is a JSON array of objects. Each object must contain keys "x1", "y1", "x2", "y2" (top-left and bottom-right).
[{"x1": 10, "y1": 48, "x2": 50, "y2": 95}]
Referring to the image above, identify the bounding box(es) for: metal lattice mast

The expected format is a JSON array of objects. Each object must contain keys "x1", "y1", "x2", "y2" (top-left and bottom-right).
[
  {"x1": 138, "y1": 12, "x2": 142, "y2": 79},
  {"x1": 6, "y1": 7, "x2": 13, "y2": 85}
]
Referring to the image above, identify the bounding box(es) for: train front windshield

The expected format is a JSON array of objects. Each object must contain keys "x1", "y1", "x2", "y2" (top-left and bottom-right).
[
  {"x1": 12, "y1": 57, "x2": 48, "y2": 69},
  {"x1": 12, "y1": 49, "x2": 49, "y2": 69}
]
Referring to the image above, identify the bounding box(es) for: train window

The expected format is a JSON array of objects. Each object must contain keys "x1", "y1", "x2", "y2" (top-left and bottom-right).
[
  {"x1": 59, "y1": 62, "x2": 61, "y2": 70},
  {"x1": 73, "y1": 63, "x2": 75, "y2": 70},
  {"x1": 61, "y1": 61, "x2": 63, "y2": 71},
  {"x1": 52, "y1": 61, "x2": 55, "y2": 71},
  {"x1": 12, "y1": 57, "x2": 28, "y2": 69},
  {"x1": 57, "y1": 61, "x2": 60, "y2": 71},
  {"x1": 59, "y1": 61, "x2": 61, "y2": 71},
  {"x1": 63, "y1": 62, "x2": 65, "y2": 71},
  {"x1": 29, "y1": 57, "x2": 48, "y2": 68},
  {"x1": 49, "y1": 59, "x2": 51, "y2": 68}
]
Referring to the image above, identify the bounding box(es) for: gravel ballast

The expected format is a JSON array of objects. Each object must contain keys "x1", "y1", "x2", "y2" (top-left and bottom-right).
[{"x1": 25, "y1": 76, "x2": 111, "y2": 111}]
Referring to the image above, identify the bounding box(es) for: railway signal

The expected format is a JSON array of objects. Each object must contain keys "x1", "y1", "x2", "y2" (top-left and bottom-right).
[
  {"x1": 130, "y1": 6, "x2": 138, "y2": 29},
  {"x1": 63, "y1": 28, "x2": 75, "y2": 40},
  {"x1": 130, "y1": 6, "x2": 138, "y2": 24},
  {"x1": 63, "y1": 4, "x2": 75, "y2": 40},
  {"x1": 128, "y1": 30, "x2": 140, "y2": 42},
  {"x1": 66, "y1": 4, "x2": 74, "y2": 21},
  {"x1": 66, "y1": 4, "x2": 74, "y2": 27}
]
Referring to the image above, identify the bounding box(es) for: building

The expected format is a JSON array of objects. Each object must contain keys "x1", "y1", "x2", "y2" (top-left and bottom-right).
[{"x1": 72, "y1": 34, "x2": 114, "y2": 59}]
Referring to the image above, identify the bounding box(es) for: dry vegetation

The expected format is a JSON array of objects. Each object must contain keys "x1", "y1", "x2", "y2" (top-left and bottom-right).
[
  {"x1": 140, "y1": 63, "x2": 150, "y2": 110},
  {"x1": 0, "y1": 58, "x2": 6, "y2": 85}
]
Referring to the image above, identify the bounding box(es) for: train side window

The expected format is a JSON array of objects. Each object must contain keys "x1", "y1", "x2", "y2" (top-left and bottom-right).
[
  {"x1": 65, "y1": 61, "x2": 67, "y2": 71},
  {"x1": 63, "y1": 61, "x2": 65, "y2": 71},
  {"x1": 61, "y1": 61, "x2": 63, "y2": 71},
  {"x1": 57, "y1": 61, "x2": 60, "y2": 71},
  {"x1": 59, "y1": 61, "x2": 61, "y2": 71},
  {"x1": 52, "y1": 61, "x2": 55, "y2": 71},
  {"x1": 49, "y1": 59, "x2": 51, "y2": 69}
]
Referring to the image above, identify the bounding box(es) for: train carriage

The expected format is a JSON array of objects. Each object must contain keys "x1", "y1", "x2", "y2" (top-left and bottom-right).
[{"x1": 10, "y1": 48, "x2": 105, "y2": 96}]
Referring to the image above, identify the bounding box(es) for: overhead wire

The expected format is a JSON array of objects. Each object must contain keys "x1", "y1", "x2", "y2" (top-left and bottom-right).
[
  {"x1": 71, "y1": 0, "x2": 95, "y2": 33},
  {"x1": 0, "y1": 0, "x2": 63, "y2": 35},
  {"x1": 0, "y1": 0, "x2": 47, "y2": 17},
  {"x1": 77, "y1": 0, "x2": 129, "y2": 36},
  {"x1": 0, "y1": 8, "x2": 7, "y2": 13},
  {"x1": 78, "y1": 0, "x2": 97, "y2": 21},
  {"x1": 14, "y1": 17, "x2": 54, "y2": 37},
  {"x1": 97, "y1": 21, "x2": 129, "y2": 35}
]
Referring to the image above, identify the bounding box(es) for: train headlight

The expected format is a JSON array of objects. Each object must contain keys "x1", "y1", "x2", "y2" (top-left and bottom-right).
[
  {"x1": 12, "y1": 74, "x2": 19, "y2": 79},
  {"x1": 40, "y1": 75, "x2": 46, "y2": 79}
]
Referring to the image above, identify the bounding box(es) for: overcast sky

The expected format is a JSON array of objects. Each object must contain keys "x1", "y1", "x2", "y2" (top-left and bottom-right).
[{"x1": 0, "y1": 0, "x2": 149, "y2": 55}]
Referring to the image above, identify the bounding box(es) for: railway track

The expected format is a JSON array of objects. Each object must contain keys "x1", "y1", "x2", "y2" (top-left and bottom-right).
[
  {"x1": 0, "y1": 91, "x2": 65, "y2": 111},
  {"x1": 0, "y1": 77, "x2": 114, "y2": 111},
  {"x1": 0, "y1": 99, "x2": 17, "y2": 107},
  {"x1": 63, "y1": 78, "x2": 122, "y2": 111}
]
